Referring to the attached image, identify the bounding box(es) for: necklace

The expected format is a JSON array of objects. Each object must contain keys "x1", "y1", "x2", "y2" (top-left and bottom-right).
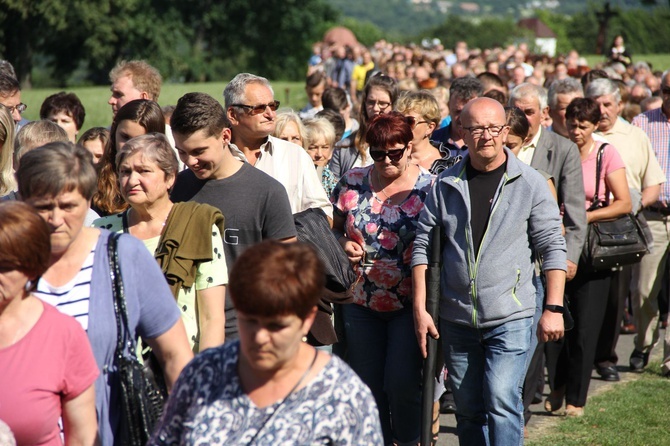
[{"x1": 375, "y1": 166, "x2": 409, "y2": 205}]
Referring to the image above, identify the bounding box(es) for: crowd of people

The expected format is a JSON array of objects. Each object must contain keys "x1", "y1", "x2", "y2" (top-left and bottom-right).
[{"x1": 0, "y1": 32, "x2": 669, "y2": 445}]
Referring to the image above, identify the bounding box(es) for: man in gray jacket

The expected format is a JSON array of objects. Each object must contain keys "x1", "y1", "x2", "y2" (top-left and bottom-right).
[{"x1": 412, "y1": 97, "x2": 567, "y2": 446}]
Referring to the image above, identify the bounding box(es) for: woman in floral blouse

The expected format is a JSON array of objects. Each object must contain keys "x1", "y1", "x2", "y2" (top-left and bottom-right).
[{"x1": 331, "y1": 112, "x2": 434, "y2": 445}]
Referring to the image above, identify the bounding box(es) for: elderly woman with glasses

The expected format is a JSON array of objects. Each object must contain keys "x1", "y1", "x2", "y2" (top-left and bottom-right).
[{"x1": 331, "y1": 111, "x2": 434, "y2": 445}]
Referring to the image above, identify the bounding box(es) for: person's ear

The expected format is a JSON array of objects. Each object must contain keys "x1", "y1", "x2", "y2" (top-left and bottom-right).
[
  {"x1": 221, "y1": 128, "x2": 232, "y2": 144},
  {"x1": 226, "y1": 107, "x2": 239, "y2": 126},
  {"x1": 140, "y1": 91, "x2": 150, "y2": 100},
  {"x1": 301, "y1": 306, "x2": 318, "y2": 335}
]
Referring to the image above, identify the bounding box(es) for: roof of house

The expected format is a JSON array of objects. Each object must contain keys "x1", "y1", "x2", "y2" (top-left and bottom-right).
[{"x1": 518, "y1": 18, "x2": 557, "y2": 38}]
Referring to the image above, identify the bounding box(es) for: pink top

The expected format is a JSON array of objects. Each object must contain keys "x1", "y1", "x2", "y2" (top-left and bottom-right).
[
  {"x1": 581, "y1": 141, "x2": 626, "y2": 210},
  {"x1": 0, "y1": 301, "x2": 98, "y2": 446}
]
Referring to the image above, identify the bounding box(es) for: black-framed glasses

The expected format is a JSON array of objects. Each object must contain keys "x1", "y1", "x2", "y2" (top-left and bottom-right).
[
  {"x1": 406, "y1": 115, "x2": 428, "y2": 130},
  {"x1": 462, "y1": 124, "x2": 507, "y2": 138},
  {"x1": 365, "y1": 99, "x2": 392, "y2": 111},
  {"x1": 2, "y1": 103, "x2": 27, "y2": 114},
  {"x1": 369, "y1": 146, "x2": 407, "y2": 162},
  {"x1": 231, "y1": 100, "x2": 280, "y2": 115}
]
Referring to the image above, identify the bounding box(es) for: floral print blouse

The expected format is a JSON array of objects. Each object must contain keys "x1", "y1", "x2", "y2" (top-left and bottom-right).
[{"x1": 331, "y1": 165, "x2": 434, "y2": 312}]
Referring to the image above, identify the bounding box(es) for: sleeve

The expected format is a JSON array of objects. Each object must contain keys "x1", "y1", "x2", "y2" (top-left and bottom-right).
[
  {"x1": 640, "y1": 134, "x2": 667, "y2": 189},
  {"x1": 61, "y1": 317, "x2": 100, "y2": 401},
  {"x1": 119, "y1": 234, "x2": 181, "y2": 340},
  {"x1": 528, "y1": 173, "x2": 568, "y2": 272},
  {"x1": 195, "y1": 224, "x2": 228, "y2": 290},
  {"x1": 298, "y1": 150, "x2": 334, "y2": 219},
  {"x1": 603, "y1": 144, "x2": 626, "y2": 176},
  {"x1": 261, "y1": 181, "x2": 298, "y2": 241},
  {"x1": 329, "y1": 148, "x2": 343, "y2": 181},
  {"x1": 557, "y1": 141, "x2": 588, "y2": 264},
  {"x1": 411, "y1": 178, "x2": 443, "y2": 267}
]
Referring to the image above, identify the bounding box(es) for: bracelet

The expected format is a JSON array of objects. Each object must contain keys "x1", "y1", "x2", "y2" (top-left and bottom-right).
[{"x1": 544, "y1": 305, "x2": 564, "y2": 314}]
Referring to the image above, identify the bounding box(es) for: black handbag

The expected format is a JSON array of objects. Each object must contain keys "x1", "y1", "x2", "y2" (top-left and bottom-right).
[
  {"x1": 584, "y1": 144, "x2": 648, "y2": 271},
  {"x1": 108, "y1": 233, "x2": 167, "y2": 446}
]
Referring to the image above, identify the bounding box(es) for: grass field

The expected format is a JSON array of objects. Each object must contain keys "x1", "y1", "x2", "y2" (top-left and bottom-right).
[
  {"x1": 584, "y1": 54, "x2": 670, "y2": 71},
  {"x1": 527, "y1": 362, "x2": 670, "y2": 446},
  {"x1": 20, "y1": 81, "x2": 307, "y2": 136}
]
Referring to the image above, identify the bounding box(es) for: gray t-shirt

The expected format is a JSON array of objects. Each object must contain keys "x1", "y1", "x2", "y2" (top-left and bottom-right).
[{"x1": 171, "y1": 163, "x2": 297, "y2": 339}]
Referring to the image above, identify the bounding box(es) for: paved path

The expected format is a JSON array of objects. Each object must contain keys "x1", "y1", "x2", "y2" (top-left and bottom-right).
[{"x1": 434, "y1": 327, "x2": 666, "y2": 445}]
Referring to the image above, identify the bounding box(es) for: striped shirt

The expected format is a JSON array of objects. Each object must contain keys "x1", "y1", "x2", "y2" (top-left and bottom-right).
[
  {"x1": 632, "y1": 107, "x2": 670, "y2": 202},
  {"x1": 35, "y1": 249, "x2": 96, "y2": 331}
]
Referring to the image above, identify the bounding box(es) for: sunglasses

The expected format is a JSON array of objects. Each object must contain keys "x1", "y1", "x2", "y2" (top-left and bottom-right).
[
  {"x1": 405, "y1": 115, "x2": 428, "y2": 130},
  {"x1": 369, "y1": 146, "x2": 407, "y2": 162},
  {"x1": 231, "y1": 100, "x2": 280, "y2": 115}
]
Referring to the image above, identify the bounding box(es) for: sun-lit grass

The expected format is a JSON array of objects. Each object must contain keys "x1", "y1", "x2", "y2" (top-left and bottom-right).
[
  {"x1": 584, "y1": 54, "x2": 670, "y2": 71},
  {"x1": 527, "y1": 362, "x2": 670, "y2": 446},
  {"x1": 20, "y1": 81, "x2": 307, "y2": 135}
]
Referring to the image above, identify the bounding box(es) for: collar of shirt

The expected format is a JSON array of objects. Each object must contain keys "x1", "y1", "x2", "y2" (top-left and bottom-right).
[
  {"x1": 518, "y1": 126, "x2": 542, "y2": 165},
  {"x1": 228, "y1": 138, "x2": 273, "y2": 164}
]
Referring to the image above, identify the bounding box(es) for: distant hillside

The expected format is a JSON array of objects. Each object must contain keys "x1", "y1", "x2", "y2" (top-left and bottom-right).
[{"x1": 329, "y1": 0, "x2": 653, "y2": 35}]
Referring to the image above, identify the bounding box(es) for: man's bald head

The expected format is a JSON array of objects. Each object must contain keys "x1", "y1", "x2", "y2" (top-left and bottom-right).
[
  {"x1": 461, "y1": 97, "x2": 509, "y2": 172},
  {"x1": 461, "y1": 97, "x2": 506, "y2": 127}
]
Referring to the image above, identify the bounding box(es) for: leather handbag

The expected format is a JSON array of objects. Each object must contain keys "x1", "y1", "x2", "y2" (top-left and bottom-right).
[
  {"x1": 108, "y1": 233, "x2": 167, "y2": 446},
  {"x1": 584, "y1": 145, "x2": 648, "y2": 271}
]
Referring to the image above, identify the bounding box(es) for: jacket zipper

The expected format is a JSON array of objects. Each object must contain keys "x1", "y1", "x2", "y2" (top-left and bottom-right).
[{"x1": 466, "y1": 173, "x2": 509, "y2": 327}]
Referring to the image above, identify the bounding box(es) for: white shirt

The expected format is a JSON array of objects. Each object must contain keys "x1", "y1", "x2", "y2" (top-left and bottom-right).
[
  {"x1": 229, "y1": 136, "x2": 333, "y2": 218},
  {"x1": 518, "y1": 126, "x2": 541, "y2": 165}
]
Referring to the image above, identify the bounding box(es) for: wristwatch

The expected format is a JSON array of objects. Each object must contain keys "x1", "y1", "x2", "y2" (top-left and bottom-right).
[{"x1": 544, "y1": 305, "x2": 564, "y2": 314}]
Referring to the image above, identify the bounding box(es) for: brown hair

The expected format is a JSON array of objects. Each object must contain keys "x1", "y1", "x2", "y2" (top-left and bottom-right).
[
  {"x1": 0, "y1": 201, "x2": 51, "y2": 287},
  {"x1": 39, "y1": 91, "x2": 86, "y2": 130},
  {"x1": 17, "y1": 141, "x2": 97, "y2": 201},
  {"x1": 355, "y1": 73, "x2": 399, "y2": 163},
  {"x1": 229, "y1": 241, "x2": 324, "y2": 320},
  {"x1": 94, "y1": 99, "x2": 165, "y2": 214},
  {"x1": 171, "y1": 92, "x2": 230, "y2": 138},
  {"x1": 365, "y1": 111, "x2": 413, "y2": 149}
]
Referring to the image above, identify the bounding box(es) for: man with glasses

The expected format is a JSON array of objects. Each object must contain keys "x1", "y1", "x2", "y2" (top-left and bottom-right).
[
  {"x1": 412, "y1": 97, "x2": 567, "y2": 445},
  {"x1": 629, "y1": 71, "x2": 670, "y2": 377},
  {"x1": 224, "y1": 73, "x2": 333, "y2": 224},
  {"x1": 0, "y1": 73, "x2": 27, "y2": 126}
]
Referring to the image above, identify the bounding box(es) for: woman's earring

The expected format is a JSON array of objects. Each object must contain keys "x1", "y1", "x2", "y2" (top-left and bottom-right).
[
  {"x1": 24, "y1": 280, "x2": 33, "y2": 292},
  {"x1": 302, "y1": 335, "x2": 308, "y2": 342}
]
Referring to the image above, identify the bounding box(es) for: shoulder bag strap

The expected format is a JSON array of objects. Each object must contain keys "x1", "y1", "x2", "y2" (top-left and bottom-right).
[
  {"x1": 108, "y1": 232, "x2": 137, "y2": 361},
  {"x1": 591, "y1": 143, "x2": 608, "y2": 210}
]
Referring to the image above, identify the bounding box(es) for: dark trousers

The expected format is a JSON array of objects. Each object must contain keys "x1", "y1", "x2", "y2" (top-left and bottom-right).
[
  {"x1": 545, "y1": 265, "x2": 611, "y2": 407},
  {"x1": 595, "y1": 265, "x2": 631, "y2": 367}
]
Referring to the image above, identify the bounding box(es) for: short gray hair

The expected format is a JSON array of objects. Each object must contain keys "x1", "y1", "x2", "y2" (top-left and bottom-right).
[
  {"x1": 116, "y1": 133, "x2": 178, "y2": 182},
  {"x1": 223, "y1": 73, "x2": 274, "y2": 109},
  {"x1": 585, "y1": 78, "x2": 621, "y2": 103},
  {"x1": 547, "y1": 78, "x2": 583, "y2": 109},
  {"x1": 509, "y1": 83, "x2": 548, "y2": 110}
]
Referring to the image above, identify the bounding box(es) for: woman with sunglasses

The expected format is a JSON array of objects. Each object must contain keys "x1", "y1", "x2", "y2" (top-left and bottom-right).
[
  {"x1": 395, "y1": 90, "x2": 448, "y2": 174},
  {"x1": 331, "y1": 112, "x2": 434, "y2": 445},
  {"x1": 329, "y1": 72, "x2": 398, "y2": 181}
]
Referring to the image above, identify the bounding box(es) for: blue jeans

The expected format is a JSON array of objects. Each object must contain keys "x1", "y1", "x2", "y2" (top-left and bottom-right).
[
  {"x1": 342, "y1": 304, "x2": 422, "y2": 445},
  {"x1": 441, "y1": 317, "x2": 532, "y2": 446}
]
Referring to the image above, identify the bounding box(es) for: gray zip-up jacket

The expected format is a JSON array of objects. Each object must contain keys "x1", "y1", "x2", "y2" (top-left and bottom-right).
[{"x1": 412, "y1": 148, "x2": 567, "y2": 328}]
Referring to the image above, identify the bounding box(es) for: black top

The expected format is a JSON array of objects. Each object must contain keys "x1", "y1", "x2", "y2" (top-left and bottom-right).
[{"x1": 466, "y1": 159, "x2": 506, "y2": 257}]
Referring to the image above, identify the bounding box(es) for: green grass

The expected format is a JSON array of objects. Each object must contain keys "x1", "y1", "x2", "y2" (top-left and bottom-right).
[
  {"x1": 584, "y1": 54, "x2": 670, "y2": 72},
  {"x1": 20, "y1": 81, "x2": 307, "y2": 135},
  {"x1": 527, "y1": 362, "x2": 670, "y2": 446}
]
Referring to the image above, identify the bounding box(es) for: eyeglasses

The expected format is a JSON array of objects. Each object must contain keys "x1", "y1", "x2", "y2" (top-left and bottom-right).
[
  {"x1": 365, "y1": 99, "x2": 392, "y2": 111},
  {"x1": 231, "y1": 100, "x2": 280, "y2": 115},
  {"x1": 462, "y1": 124, "x2": 507, "y2": 138},
  {"x1": 406, "y1": 115, "x2": 428, "y2": 130},
  {"x1": 369, "y1": 146, "x2": 407, "y2": 162},
  {"x1": 2, "y1": 103, "x2": 27, "y2": 114}
]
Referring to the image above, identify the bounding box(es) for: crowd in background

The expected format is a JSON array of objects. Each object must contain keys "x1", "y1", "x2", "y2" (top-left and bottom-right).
[{"x1": 0, "y1": 30, "x2": 669, "y2": 445}]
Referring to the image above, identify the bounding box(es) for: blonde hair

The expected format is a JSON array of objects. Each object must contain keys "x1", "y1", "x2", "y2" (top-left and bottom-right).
[
  {"x1": 0, "y1": 105, "x2": 15, "y2": 195},
  {"x1": 272, "y1": 110, "x2": 307, "y2": 148},
  {"x1": 303, "y1": 117, "x2": 336, "y2": 149},
  {"x1": 395, "y1": 90, "x2": 441, "y2": 126},
  {"x1": 109, "y1": 60, "x2": 162, "y2": 101}
]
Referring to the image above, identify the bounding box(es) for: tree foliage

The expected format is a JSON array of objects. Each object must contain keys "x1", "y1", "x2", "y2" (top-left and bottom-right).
[{"x1": 0, "y1": 0, "x2": 339, "y2": 86}]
